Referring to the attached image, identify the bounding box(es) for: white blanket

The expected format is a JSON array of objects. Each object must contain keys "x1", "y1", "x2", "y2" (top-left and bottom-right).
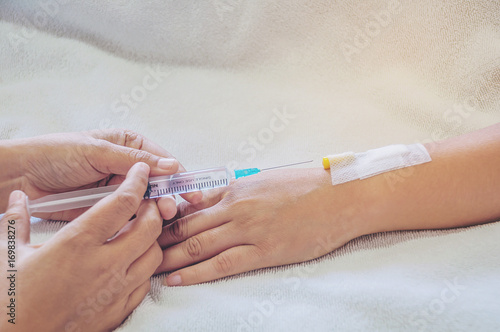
[{"x1": 1, "y1": 1, "x2": 499, "y2": 331}]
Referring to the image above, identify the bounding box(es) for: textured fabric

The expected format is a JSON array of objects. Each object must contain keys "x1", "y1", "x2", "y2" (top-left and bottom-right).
[{"x1": 1, "y1": 1, "x2": 499, "y2": 331}]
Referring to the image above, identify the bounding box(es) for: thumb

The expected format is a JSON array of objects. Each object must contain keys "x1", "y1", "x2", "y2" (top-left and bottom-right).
[
  {"x1": 0, "y1": 191, "x2": 30, "y2": 245},
  {"x1": 63, "y1": 162, "x2": 151, "y2": 244}
]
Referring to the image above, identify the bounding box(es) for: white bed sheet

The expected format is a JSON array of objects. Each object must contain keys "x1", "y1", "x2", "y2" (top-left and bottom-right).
[{"x1": 1, "y1": 1, "x2": 499, "y2": 331}]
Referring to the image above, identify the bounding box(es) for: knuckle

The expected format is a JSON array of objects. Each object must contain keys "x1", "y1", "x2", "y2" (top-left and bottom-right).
[
  {"x1": 184, "y1": 236, "x2": 203, "y2": 259},
  {"x1": 128, "y1": 149, "x2": 152, "y2": 163},
  {"x1": 168, "y1": 219, "x2": 186, "y2": 242},
  {"x1": 214, "y1": 253, "x2": 233, "y2": 275},
  {"x1": 227, "y1": 200, "x2": 257, "y2": 222},
  {"x1": 122, "y1": 128, "x2": 137, "y2": 138},
  {"x1": 118, "y1": 128, "x2": 134, "y2": 142},
  {"x1": 121, "y1": 130, "x2": 148, "y2": 152},
  {"x1": 177, "y1": 202, "x2": 199, "y2": 219}
]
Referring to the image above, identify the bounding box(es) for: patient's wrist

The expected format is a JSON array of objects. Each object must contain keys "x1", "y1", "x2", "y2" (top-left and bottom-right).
[
  {"x1": 344, "y1": 176, "x2": 389, "y2": 238},
  {"x1": 313, "y1": 168, "x2": 378, "y2": 241}
]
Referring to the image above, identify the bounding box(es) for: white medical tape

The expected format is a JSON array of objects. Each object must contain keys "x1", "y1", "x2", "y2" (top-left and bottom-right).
[{"x1": 324, "y1": 143, "x2": 431, "y2": 185}]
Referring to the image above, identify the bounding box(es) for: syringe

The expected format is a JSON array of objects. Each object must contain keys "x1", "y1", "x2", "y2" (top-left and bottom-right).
[{"x1": 28, "y1": 160, "x2": 313, "y2": 214}]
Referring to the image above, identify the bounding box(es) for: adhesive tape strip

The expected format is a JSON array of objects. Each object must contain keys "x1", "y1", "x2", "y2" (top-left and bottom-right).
[{"x1": 324, "y1": 143, "x2": 431, "y2": 185}]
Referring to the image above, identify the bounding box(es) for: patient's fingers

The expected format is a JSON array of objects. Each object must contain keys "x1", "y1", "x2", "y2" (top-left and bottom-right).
[
  {"x1": 163, "y1": 245, "x2": 262, "y2": 286},
  {"x1": 157, "y1": 205, "x2": 229, "y2": 248},
  {"x1": 157, "y1": 196, "x2": 177, "y2": 220},
  {"x1": 165, "y1": 186, "x2": 227, "y2": 223},
  {"x1": 162, "y1": 201, "x2": 205, "y2": 225},
  {"x1": 180, "y1": 191, "x2": 203, "y2": 205},
  {"x1": 156, "y1": 222, "x2": 238, "y2": 273},
  {"x1": 194, "y1": 186, "x2": 227, "y2": 209}
]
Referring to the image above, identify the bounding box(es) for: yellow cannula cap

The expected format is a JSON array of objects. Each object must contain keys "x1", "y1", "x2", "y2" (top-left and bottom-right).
[{"x1": 322, "y1": 157, "x2": 330, "y2": 170}]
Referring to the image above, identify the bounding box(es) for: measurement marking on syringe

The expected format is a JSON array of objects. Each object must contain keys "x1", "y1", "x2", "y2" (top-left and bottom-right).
[{"x1": 152, "y1": 178, "x2": 229, "y2": 197}]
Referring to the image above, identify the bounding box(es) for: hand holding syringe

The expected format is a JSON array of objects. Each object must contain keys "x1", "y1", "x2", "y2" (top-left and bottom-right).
[{"x1": 28, "y1": 160, "x2": 313, "y2": 214}]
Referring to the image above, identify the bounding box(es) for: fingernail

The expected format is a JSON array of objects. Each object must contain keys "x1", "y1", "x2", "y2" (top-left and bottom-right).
[
  {"x1": 165, "y1": 274, "x2": 182, "y2": 286},
  {"x1": 158, "y1": 158, "x2": 177, "y2": 170}
]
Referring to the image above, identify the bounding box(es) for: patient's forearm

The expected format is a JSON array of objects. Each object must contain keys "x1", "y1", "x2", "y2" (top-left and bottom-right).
[{"x1": 366, "y1": 123, "x2": 500, "y2": 234}]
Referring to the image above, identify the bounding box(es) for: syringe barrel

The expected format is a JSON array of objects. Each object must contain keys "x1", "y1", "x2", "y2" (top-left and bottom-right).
[
  {"x1": 28, "y1": 184, "x2": 119, "y2": 214},
  {"x1": 147, "y1": 167, "x2": 232, "y2": 198},
  {"x1": 28, "y1": 167, "x2": 233, "y2": 214}
]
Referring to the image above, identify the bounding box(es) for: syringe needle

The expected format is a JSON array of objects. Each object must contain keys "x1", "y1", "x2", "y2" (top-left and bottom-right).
[{"x1": 260, "y1": 160, "x2": 314, "y2": 171}]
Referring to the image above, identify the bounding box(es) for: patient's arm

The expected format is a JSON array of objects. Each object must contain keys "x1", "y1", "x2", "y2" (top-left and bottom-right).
[
  {"x1": 372, "y1": 122, "x2": 500, "y2": 232},
  {"x1": 157, "y1": 123, "x2": 500, "y2": 286}
]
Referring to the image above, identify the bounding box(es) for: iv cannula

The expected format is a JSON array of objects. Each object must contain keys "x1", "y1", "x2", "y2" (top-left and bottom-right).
[{"x1": 28, "y1": 160, "x2": 313, "y2": 214}]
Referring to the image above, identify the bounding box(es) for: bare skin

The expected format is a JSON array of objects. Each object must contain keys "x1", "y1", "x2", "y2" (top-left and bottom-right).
[
  {"x1": 157, "y1": 123, "x2": 500, "y2": 286},
  {"x1": 0, "y1": 129, "x2": 202, "y2": 219},
  {"x1": 1, "y1": 164, "x2": 159, "y2": 331},
  {"x1": 0, "y1": 129, "x2": 202, "y2": 331}
]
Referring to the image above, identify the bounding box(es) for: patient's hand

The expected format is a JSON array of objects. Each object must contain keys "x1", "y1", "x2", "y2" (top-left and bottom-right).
[
  {"x1": 157, "y1": 168, "x2": 370, "y2": 286},
  {"x1": 3, "y1": 129, "x2": 201, "y2": 220},
  {"x1": 0, "y1": 163, "x2": 162, "y2": 331}
]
